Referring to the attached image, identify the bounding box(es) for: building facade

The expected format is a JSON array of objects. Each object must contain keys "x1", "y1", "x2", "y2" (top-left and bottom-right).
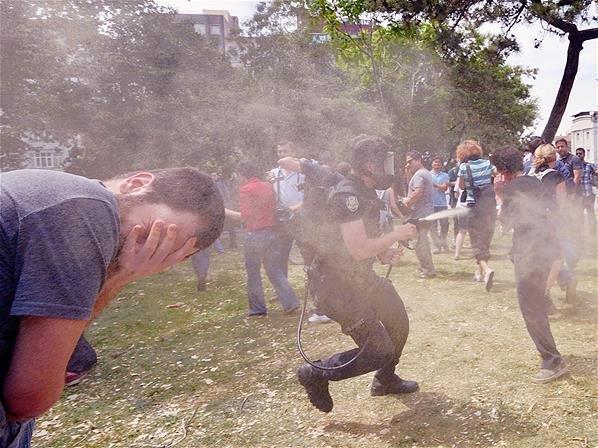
[
  {"x1": 568, "y1": 111, "x2": 598, "y2": 165},
  {"x1": 175, "y1": 10, "x2": 240, "y2": 63}
]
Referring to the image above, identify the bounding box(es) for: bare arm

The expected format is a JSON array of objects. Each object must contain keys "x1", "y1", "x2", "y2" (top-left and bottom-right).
[
  {"x1": 573, "y1": 168, "x2": 582, "y2": 186},
  {"x1": 340, "y1": 219, "x2": 416, "y2": 261},
  {"x1": 277, "y1": 157, "x2": 302, "y2": 173},
  {"x1": 3, "y1": 317, "x2": 87, "y2": 421},
  {"x1": 224, "y1": 208, "x2": 241, "y2": 221},
  {"x1": 388, "y1": 187, "x2": 402, "y2": 217},
  {"x1": 555, "y1": 181, "x2": 568, "y2": 209},
  {"x1": 403, "y1": 186, "x2": 424, "y2": 208}
]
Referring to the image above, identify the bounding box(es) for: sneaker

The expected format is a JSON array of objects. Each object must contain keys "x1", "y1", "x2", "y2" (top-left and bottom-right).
[
  {"x1": 474, "y1": 270, "x2": 482, "y2": 282},
  {"x1": 484, "y1": 269, "x2": 495, "y2": 291},
  {"x1": 531, "y1": 362, "x2": 569, "y2": 384},
  {"x1": 296, "y1": 365, "x2": 333, "y2": 413},
  {"x1": 65, "y1": 370, "x2": 89, "y2": 387},
  {"x1": 565, "y1": 276, "x2": 577, "y2": 303},
  {"x1": 370, "y1": 374, "x2": 419, "y2": 397},
  {"x1": 419, "y1": 271, "x2": 437, "y2": 279},
  {"x1": 197, "y1": 280, "x2": 206, "y2": 292},
  {"x1": 308, "y1": 313, "x2": 332, "y2": 324}
]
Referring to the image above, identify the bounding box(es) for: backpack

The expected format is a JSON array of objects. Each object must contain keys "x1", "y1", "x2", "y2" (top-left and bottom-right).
[{"x1": 465, "y1": 162, "x2": 496, "y2": 210}]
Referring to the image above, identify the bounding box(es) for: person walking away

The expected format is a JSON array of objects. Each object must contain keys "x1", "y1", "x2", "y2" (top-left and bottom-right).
[
  {"x1": 457, "y1": 140, "x2": 496, "y2": 291},
  {"x1": 491, "y1": 146, "x2": 568, "y2": 383},
  {"x1": 529, "y1": 144, "x2": 576, "y2": 304}
]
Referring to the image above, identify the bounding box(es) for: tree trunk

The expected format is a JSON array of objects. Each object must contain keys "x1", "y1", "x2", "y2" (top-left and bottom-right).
[{"x1": 541, "y1": 33, "x2": 583, "y2": 143}]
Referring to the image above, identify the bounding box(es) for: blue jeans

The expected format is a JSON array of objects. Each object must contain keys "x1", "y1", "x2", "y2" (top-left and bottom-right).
[
  {"x1": 0, "y1": 419, "x2": 35, "y2": 448},
  {"x1": 191, "y1": 246, "x2": 212, "y2": 281},
  {"x1": 431, "y1": 205, "x2": 449, "y2": 249},
  {"x1": 244, "y1": 230, "x2": 299, "y2": 315}
]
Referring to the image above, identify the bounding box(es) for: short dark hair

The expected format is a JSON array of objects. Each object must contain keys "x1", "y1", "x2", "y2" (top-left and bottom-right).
[
  {"x1": 490, "y1": 145, "x2": 523, "y2": 174},
  {"x1": 237, "y1": 160, "x2": 262, "y2": 180},
  {"x1": 406, "y1": 150, "x2": 422, "y2": 161},
  {"x1": 349, "y1": 134, "x2": 391, "y2": 172},
  {"x1": 116, "y1": 168, "x2": 225, "y2": 251},
  {"x1": 554, "y1": 138, "x2": 569, "y2": 147},
  {"x1": 431, "y1": 155, "x2": 444, "y2": 163},
  {"x1": 576, "y1": 147, "x2": 586, "y2": 154},
  {"x1": 527, "y1": 136, "x2": 545, "y2": 152}
]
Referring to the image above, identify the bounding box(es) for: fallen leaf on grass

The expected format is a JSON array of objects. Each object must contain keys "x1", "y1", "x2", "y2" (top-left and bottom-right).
[{"x1": 166, "y1": 302, "x2": 185, "y2": 309}]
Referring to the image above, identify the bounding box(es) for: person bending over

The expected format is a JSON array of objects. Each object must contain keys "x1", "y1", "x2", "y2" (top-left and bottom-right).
[{"x1": 0, "y1": 168, "x2": 224, "y2": 447}]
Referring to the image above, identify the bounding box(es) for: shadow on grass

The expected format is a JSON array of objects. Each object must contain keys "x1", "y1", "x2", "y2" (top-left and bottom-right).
[
  {"x1": 325, "y1": 391, "x2": 538, "y2": 447},
  {"x1": 565, "y1": 354, "x2": 598, "y2": 378},
  {"x1": 551, "y1": 290, "x2": 598, "y2": 324}
]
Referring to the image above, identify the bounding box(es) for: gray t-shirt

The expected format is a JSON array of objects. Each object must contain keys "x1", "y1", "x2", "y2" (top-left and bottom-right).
[
  {"x1": 0, "y1": 170, "x2": 119, "y2": 427},
  {"x1": 408, "y1": 168, "x2": 434, "y2": 219}
]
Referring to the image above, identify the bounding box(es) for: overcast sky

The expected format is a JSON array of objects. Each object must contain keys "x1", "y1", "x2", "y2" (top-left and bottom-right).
[{"x1": 160, "y1": 0, "x2": 597, "y2": 136}]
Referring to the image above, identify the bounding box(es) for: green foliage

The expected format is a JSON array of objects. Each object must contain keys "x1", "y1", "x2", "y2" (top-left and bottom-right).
[
  {"x1": 307, "y1": 0, "x2": 538, "y2": 156},
  {"x1": 1, "y1": 0, "x2": 389, "y2": 176}
]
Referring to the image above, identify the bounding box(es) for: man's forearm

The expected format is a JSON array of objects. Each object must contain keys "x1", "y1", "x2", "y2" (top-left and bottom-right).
[{"x1": 90, "y1": 272, "x2": 129, "y2": 322}]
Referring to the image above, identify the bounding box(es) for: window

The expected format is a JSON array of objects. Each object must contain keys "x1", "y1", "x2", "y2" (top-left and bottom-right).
[
  {"x1": 194, "y1": 23, "x2": 206, "y2": 35},
  {"x1": 33, "y1": 152, "x2": 60, "y2": 168},
  {"x1": 210, "y1": 24, "x2": 221, "y2": 36}
]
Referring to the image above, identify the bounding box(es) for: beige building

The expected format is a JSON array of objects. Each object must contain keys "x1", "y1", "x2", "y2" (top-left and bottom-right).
[
  {"x1": 567, "y1": 111, "x2": 598, "y2": 164},
  {"x1": 175, "y1": 10, "x2": 240, "y2": 65}
]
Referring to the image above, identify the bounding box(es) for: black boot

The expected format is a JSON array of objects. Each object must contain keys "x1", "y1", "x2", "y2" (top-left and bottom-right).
[
  {"x1": 297, "y1": 365, "x2": 333, "y2": 413},
  {"x1": 370, "y1": 373, "x2": 419, "y2": 397}
]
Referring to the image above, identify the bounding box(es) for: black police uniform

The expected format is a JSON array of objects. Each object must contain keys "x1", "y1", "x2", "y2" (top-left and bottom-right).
[{"x1": 308, "y1": 174, "x2": 410, "y2": 385}]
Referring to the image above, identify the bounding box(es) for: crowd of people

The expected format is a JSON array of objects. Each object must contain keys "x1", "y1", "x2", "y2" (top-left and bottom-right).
[{"x1": 1, "y1": 134, "x2": 596, "y2": 446}]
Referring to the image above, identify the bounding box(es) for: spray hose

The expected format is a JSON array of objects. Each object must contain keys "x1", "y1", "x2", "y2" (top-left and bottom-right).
[{"x1": 296, "y1": 269, "x2": 369, "y2": 371}]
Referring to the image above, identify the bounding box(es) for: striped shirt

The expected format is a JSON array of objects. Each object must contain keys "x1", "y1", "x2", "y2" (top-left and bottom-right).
[{"x1": 458, "y1": 159, "x2": 494, "y2": 204}]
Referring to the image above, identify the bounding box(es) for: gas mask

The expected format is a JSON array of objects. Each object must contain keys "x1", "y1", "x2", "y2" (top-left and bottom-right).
[{"x1": 371, "y1": 151, "x2": 395, "y2": 190}]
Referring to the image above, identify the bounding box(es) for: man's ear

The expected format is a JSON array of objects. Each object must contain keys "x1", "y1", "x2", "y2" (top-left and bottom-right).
[{"x1": 118, "y1": 172, "x2": 155, "y2": 194}]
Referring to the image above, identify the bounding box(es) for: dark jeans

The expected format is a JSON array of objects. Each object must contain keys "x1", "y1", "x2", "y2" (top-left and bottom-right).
[
  {"x1": 244, "y1": 230, "x2": 299, "y2": 315},
  {"x1": 430, "y1": 206, "x2": 449, "y2": 249},
  {"x1": 67, "y1": 335, "x2": 97, "y2": 373},
  {"x1": 513, "y1": 255, "x2": 562, "y2": 370},
  {"x1": 468, "y1": 202, "x2": 496, "y2": 262},
  {"x1": 414, "y1": 222, "x2": 435, "y2": 274},
  {"x1": 276, "y1": 231, "x2": 294, "y2": 278},
  {"x1": 310, "y1": 268, "x2": 409, "y2": 384},
  {"x1": 0, "y1": 419, "x2": 34, "y2": 448}
]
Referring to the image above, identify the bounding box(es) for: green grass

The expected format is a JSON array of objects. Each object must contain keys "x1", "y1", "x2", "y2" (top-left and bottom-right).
[{"x1": 35, "y1": 232, "x2": 597, "y2": 448}]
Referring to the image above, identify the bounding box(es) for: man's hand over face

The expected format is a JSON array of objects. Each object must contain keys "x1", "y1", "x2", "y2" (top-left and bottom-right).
[{"x1": 114, "y1": 221, "x2": 197, "y2": 285}]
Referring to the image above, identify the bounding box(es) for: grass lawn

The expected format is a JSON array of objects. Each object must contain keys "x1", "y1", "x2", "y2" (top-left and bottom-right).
[{"x1": 35, "y1": 232, "x2": 597, "y2": 448}]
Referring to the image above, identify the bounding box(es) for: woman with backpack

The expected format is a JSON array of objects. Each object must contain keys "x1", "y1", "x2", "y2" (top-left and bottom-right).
[
  {"x1": 456, "y1": 140, "x2": 497, "y2": 291},
  {"x1": 528, "y1": 144, "x2": 569, "y2": 302}
]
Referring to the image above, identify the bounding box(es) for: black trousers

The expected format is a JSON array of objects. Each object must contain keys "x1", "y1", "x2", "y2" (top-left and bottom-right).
[
  {"x1": 468, "y1": 202, "x2": 496, "y2": 262},
  {"x1": 513, "y1": 255, "x2": 562, "y2": 370},
  {"x1": 67, "y1": 334, "x2": 97, "y2": 373},
  {"x1": 310, "y1": 267, "x2": 409, "y2": 384}
]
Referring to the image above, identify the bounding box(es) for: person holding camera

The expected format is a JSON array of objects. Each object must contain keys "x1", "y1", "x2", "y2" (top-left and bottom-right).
[
  {"x1": 268, "y1": 141, "x2": 305, "y2": 280},
  {"x1": 234, "y1": 161, "x2": 300, "y2": 316}
]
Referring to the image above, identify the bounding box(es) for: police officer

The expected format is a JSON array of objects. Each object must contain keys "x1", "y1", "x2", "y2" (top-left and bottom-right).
[{"x1": 281, "y1": 135, "x2": 419, "y2": 413}]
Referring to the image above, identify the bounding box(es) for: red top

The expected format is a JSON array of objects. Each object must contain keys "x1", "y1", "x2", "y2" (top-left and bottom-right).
[{"x1": 239, "y1": 178, "x2": 276, "y2": 231}]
